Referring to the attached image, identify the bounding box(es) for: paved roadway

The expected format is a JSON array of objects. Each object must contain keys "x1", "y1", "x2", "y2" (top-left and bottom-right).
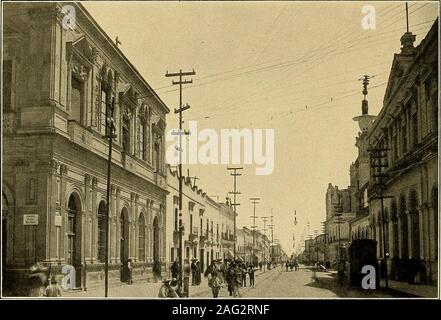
[{"x1": 62, "y1": 265, "x2": 396, "y2": 298}]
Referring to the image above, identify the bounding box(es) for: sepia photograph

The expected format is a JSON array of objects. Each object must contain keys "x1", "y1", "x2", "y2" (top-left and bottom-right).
[{"x1": 0, "y1": 0, "x2": 439, "y2": 303}]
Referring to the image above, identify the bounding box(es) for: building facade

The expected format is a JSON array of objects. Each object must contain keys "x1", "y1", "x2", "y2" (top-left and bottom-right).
[
  {"x1": 366, "y1": 20, "x2": 438, "y2": 284},
  {"x1": 2, "y1": 2, "x2": 169, "y2": 293},
  {"x1": 325, "y1": 184, "x2": 355, "y2": 263},
  {"x1": 166, "y1": 167, "x2": 235, "y2": 275}
]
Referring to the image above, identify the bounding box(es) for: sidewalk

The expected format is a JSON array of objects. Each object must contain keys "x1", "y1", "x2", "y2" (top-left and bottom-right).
[
  {"x1": 381, "y1": 279, "x2": 438, "y2": 298},
  {"x1": 61, "y1": 266, "x2": 281, "y2": 298}
]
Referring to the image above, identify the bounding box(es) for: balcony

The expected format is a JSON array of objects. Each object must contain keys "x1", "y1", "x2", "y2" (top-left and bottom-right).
[
  {"x1": 67, "y1": 120, "x2": 93, "y2": 149},
  {"x1": 173, "y1": 230, "x2": 180, "y2": 244},
  {"x1": 199, "y1": 234, "x2": 207, "y2": 244},
  {"x1": 188, "y1": 226, "x2": 198, "y2": 242},
  {"x1": 221, "y1": 233, "x2": 235, "y2": 245}
]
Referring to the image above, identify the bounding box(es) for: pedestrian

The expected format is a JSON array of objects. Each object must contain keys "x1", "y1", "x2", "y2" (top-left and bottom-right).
[
  {"x1": 195, "y1": 261, "x2": 201, "y2": 285},
  {"x1": 191, "y1": 259, "x2": 197, "y2": 286},
  {"x1": 226, "y1": 262, "x2": 235, "y2": 296},
  {"x1": 127, "y1": 259, "x2": 133, "y2": 285},
  {"x1": 171, "y1": 260, "x2": 180, "y2": 279},
  {"x1": 248, "y1": 265, "x2": 255, "y2": 287},
  {"x1": 27, "y1": 263, "x2": 49, "y2": 297},
  {"x1": 241, "y1": 263, "x2": 247, "y2": 287},
  {"x1": 44, "y1": 275, "x2": 62, "y2": 297},
  {"x1": 259, "y1": 261, "x2": 263, "y2": 272},
  {"x1": 233, "y1": 263, "x2": 242, "y2": 297},
  {"x1": 158, "y1": 278, "x2": 180, "y2": 298},
  {"x1": 285, "y1": 260, "x2": 289, "y2": 272},
  {"x1": 210, "y1": 270, "x2": 222, "y2": 298}
]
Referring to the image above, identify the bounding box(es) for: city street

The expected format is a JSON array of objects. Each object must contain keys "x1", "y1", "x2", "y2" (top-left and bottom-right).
[{"x1": 61, "y1": 265, "x2": 405, "y2": 299}]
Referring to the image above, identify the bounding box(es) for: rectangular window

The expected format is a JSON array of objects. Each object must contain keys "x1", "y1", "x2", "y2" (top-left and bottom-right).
[
  {"x1": 3, "y1": 60, "x2": 12, "y2": 111},
  {"x1": 100, "y1": 89, "x2": 107, "y2": 133},
  {"x1": 123, "y1": 117, "x2": 130, "y2": 153},
  {"x1": 71, "y1": 77, "x2": 82, "y2": 123},
  {"x1": 402, "y1": 120, "x2": 407, "y2": 154},
  {"x1": 27, "y1": 178, "x2": 37, "y2": 203},
  {"x1": 56, "y1": 178, "x2": 61, "y2": 204},
  {"x1": 139, "y1": 120, "x2": 145, "y2": 160},
  {"x1": 412, "y1": 113, "x2": 418, "y2": 148}
]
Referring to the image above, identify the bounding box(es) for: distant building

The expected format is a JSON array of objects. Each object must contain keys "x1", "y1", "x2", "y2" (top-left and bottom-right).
[
  {"x1": 325, "y1": 184, "x2": 355, "y2": 263},
  {"x1": 166, "y1": 167, "x2": 235, "y2": 275}
]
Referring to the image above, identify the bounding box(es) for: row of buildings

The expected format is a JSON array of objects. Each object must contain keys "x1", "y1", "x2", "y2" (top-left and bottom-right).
[
  {"x1": 300, "y1": 19, "x2": 438, "y2": 285},
  {"x1": 1, "y1": 2, "x2": 287, "y2": 295}
]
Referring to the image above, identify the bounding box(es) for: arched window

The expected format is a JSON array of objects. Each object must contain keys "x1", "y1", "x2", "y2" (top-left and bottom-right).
[
  {"x1": 138, "y1": 213, "x2": 146, "y2": 261},
  {"x1": 399, "y1": 194, "x2": 408, "y2": 259},
  {"x1": 409, "y1": 190, "x2": 419, "y2": 259},
  {"x1": 97, "y1": 201, "x2": 107, "y2": 263}
]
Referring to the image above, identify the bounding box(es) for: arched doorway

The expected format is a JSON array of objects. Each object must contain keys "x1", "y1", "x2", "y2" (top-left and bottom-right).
[
  {"x1": 97, "y1": 201, "x2": 107, "y2": 263},
  {"x1": 432, "y1": 187, "x2": 438, "y2": 259},
  {"x1": 67, "y1": 193, "x2": 83, "y2": 288},
  {"x1": 152, "y1": 216, "x2": 160, "y2": 276},
  {"x1": 138, "y1": 213, "x2": 146, "y2": 262},
  {"x1": 2, "y1": 193, "x2": 9, "y2": 271},
  {"x1": 409, "y1": 190, "x2": 420, "y2": 259},
  {"x1": 391, "y1": 199, "x2": 399, "y2": 258},
  {"x1": 399, "y1": 194, "x2": 408, "y2": 259},
  {"x1": 120, "y1": 208, "x2": 129, "y2": 282}
]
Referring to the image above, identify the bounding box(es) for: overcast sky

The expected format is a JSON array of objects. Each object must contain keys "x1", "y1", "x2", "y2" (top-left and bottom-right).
[{"x1": 82, "y1": 1, "x2": 438, "y2": 255}]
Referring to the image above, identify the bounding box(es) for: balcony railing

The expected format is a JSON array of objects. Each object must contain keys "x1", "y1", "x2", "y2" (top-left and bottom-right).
[{"x1": 189, "y1": 227, "x2": 198, "y2": 242}]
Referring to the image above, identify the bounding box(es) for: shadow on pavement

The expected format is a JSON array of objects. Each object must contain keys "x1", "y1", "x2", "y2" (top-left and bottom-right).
[{"x1": 304, "y1": 271, "x2": 418, "y2": 298}]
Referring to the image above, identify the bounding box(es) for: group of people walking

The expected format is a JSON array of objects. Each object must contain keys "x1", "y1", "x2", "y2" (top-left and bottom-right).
[
  {"x1": 205, "y1": 260, "x2": 258, "y2": 298},
  {"x1": 163, "y1": 259, "x2": 262, "y2": 298},
  {"x1": 285, "y1": 260, "x2": 299, "y2": 272}
]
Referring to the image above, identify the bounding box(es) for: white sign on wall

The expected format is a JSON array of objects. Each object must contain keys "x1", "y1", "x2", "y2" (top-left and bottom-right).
[
  {"x1": 23, "y1": 214, "x2": 39, "y2": 226},
  {"x1": 55, "y1": 215, "x2": 62, "y2": 227}
]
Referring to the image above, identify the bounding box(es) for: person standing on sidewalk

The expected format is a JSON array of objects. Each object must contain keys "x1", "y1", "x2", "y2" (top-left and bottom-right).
[
  {"x1": 226, "y1": 262, "x2": 235, "y2": 296},
  {"x1": 171, "y1": 260, "x2": 180, "y2": 280},
  {"x1": 191, "y1": 259, "x2": 197, "y2": 286},
  {"x1": 248, "y1": 265, "x2": 255, "y2": 287},
  {"x1": 210, "y1": 270, "x2": 222, "y2": 298},
  {"x1": 127, "y1": 259, "x2": 133, "y2": 285}
]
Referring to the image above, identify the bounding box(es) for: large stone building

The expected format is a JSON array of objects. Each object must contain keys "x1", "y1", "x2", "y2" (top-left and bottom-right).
[
  {"x1": 2, "y1": 2, "x2": 169, "y2": 293},
  {"x1": 325, "y1": 184, "x2": 355, "y2": 263},
  {"x1": 166, "y1": 167, "x2": 235, "y2": 275},
  {"x1": 366, "y1": 20, "x2": 438, "y2": 284},
  {"x1": 324, "y1": 19, "x2": 438, "y2": 286},
  {"x1": 236, "y1": 227, "x2": 253, "y2": 263}
]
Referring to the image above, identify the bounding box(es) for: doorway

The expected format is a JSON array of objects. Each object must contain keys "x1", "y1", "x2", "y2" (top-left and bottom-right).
[
  {"x1": 67, "y1": 193, "x2": 82, "y2": 288},
  {"x1": 152, "y1": 216, "x2": 160, "y2": 276},
  {"x1": 120, "y1": 208, "x2": 129, "y2": 282}
]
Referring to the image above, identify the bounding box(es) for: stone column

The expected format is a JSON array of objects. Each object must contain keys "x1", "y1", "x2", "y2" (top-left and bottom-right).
[
  {"x1": 84, "y1": 174, "x2": 92, "y2": 262},
  {"x1": 406, "y1": 210, "x2": 412, "y2": 259},
  {"x1": 418, "y1": 207, "x2": 424, "y2": 260},
  {"x1": 116, "y1": 187, "x2": 121, "y2": 263},
  {"x1": 91, "y1": 177, "x2": 98, "y2": 262},
  {"x1": 397, "y1": 215, "x2": 403, "y2": 258}
]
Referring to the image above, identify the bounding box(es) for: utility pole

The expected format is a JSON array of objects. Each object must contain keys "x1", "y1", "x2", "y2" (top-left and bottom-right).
[
  {"x1": 228, "y1": 167, "x2": 242, "y2": 259},
  {"x1": 368, "y1": 142, "x2": 391, "y2": 289},
  {"x1": 321, "y1": 221, "x2": 327, "y2": 266},
  {"x1": 268, "y1": 209, "x2": 274, "y2": 263},
  {"x1": 249, "y1": 197, "x2": 260, "y2": 265},
  {"x1": 186, "y1": 169, "x2": 199, "y2": 188},
  {"x1": 104, "y1": 96, "x2": 116, "y2": 298},
  {"x1": 165, "y1": 69, "x2": 195, "y2": 296},
  {"x1": 262, "y1": 216, "x2": 269, "y2": 271}
]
